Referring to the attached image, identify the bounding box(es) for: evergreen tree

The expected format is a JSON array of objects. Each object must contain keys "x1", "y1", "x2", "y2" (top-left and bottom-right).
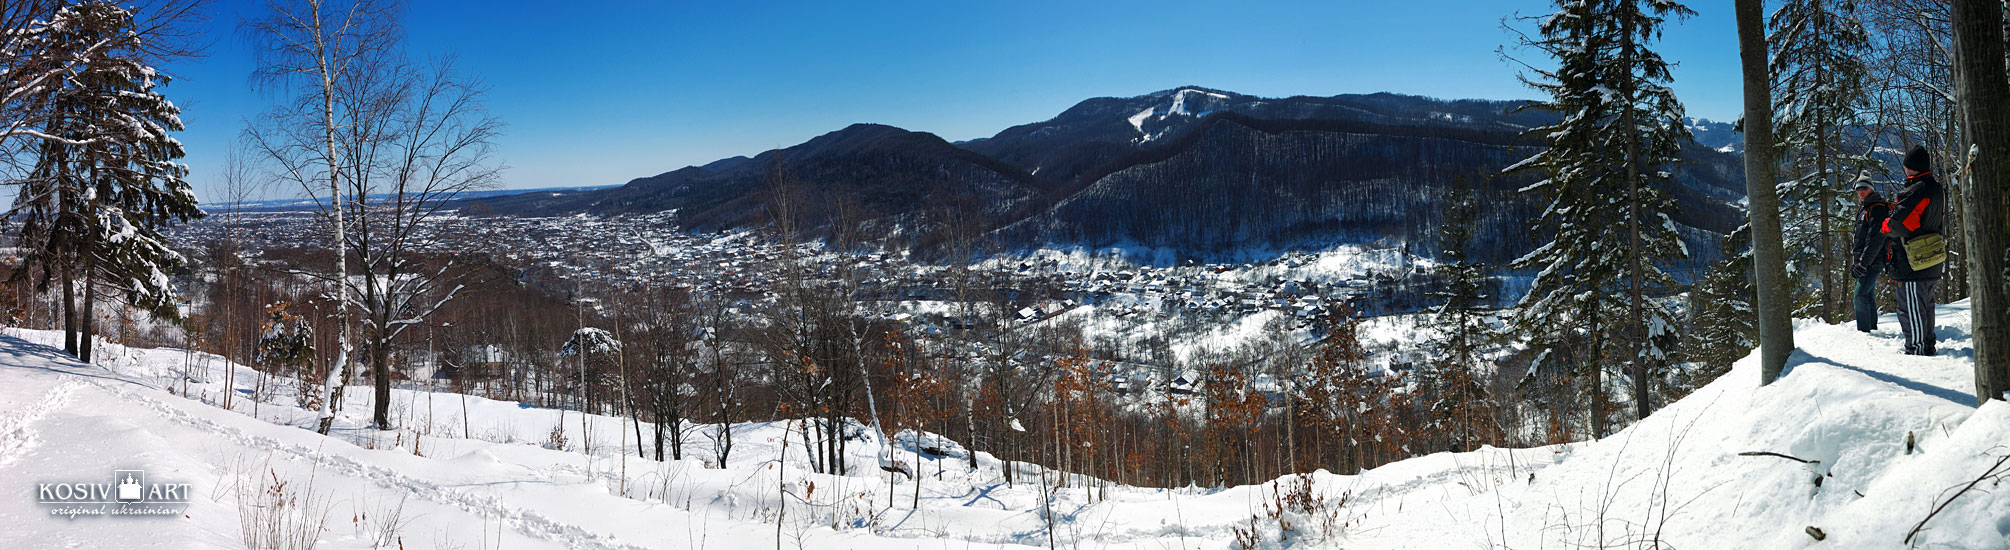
[
  {"x1": 8, "y1": 2, "x2": 199, "y2": 361},
  {"x1": 256, "y1": 301, "x2": 318, "y2": 408},
  {"x1": 1686, "y1": 227, "x2": 1757, "y2": 389},
  {"x1": 1509, "y1": 0, "x2": 1692, "y2": 437},
  {"x1": 1769, "y1": 0, "x2": 1875, "y2": 321},
  {"x1": 1423, "y1": 175, "x2": 1500, "y2": 451}
]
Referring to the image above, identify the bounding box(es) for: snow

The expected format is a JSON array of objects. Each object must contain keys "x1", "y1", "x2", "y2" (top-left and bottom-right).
[
  {"x1": 1170, "y1": 310, "x2": 1285, "y2": 363},
  {"x1": 1167, "y1": 88, "x2": 1228, "y2": 117},
  {"x1": 1127, "y1": 107, "x2": 1154, "y2": 135},
  {"x1": 1, "y1": 301, "x2": 2007, "y2": 548},
  {"x1": 558, "y1": 327, "x2": 621, "y2": 356}
]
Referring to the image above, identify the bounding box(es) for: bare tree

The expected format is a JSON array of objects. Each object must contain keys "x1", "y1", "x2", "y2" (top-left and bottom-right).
[
  {"x1": 341, "y1": 58, "x2": 501, "y2": 429},
  {"x1": 244, "y1": 0, "x2": 405, "y2": 433},
  {"x1": 246, "y1": 0, "x2": 497, "y2": 431},
  {"x1": 1737, "y1": 0, "x2": 1797, "y2": 384},
  {"x1": 1948, "y1": 0, "x2": 2010, "y2": 404},
  {"x1": 752, "y1": 160, "x2": 867, "y2": 475}
]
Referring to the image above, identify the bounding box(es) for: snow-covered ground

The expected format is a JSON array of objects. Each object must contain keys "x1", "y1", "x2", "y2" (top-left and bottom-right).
[{"x1": 1, "y1": 302, "x2": 2006, "y2": 549}]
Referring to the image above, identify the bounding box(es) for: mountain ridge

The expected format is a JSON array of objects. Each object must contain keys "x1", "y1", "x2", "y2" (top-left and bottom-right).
[{"x1": 466, "y1": 87, "x2": 1748, "y2": 262}]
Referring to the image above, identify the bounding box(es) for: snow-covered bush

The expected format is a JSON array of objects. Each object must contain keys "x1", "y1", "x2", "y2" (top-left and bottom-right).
[{"x1": 1234, "y1": 473, "x2": 1352, "y2": 549}]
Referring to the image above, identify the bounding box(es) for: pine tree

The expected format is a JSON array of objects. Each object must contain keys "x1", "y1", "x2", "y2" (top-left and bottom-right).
[
  {"x1": 1769, "y1": 0, "x2": 1875, "y2": 321},
  {"x1": 559, "y1": 327, "x2": 622, "y2": 412},
  {"x1": 256, "y1": 301, "x2": 318, "y2": 408},
  {"x1": 1424, "y1": 175, "x2": 1500, "y2": 452},
  {"x1": 1685, "y1": 227, "x2": 1757, "y2": 388},
  {"x1": 1508, "y1": 0, "x2": 1693, "y2": 437},
  {"x1": 8, "y1": 2, "x2": 199, "y2": 362}
]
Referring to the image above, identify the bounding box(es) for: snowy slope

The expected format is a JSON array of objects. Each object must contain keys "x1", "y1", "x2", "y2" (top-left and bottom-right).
[{"x1": 1, "y1": 302, "x2": 2006, "y2": 549}]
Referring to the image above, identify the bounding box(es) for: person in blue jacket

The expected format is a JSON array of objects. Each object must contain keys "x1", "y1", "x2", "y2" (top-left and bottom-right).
[{"x1": 1847, "y1": 176, "x2": 1890, "y2": 333}]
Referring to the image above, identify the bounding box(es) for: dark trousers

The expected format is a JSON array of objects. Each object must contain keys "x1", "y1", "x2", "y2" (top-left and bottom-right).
[
  {"x1": 1895, "y1": 279, "x2": 1936, "y2": 355},
  {"x1": 1854, "y1": 271, "x2": 1880, "y2": 331}
]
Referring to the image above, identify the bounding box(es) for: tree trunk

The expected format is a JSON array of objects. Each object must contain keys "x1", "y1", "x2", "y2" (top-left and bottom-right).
[
  {"x1": 669, "y1": 413, "x2": 683, "y2": 460},
  {"x1": 61, "y1": 265, "x2": 75, "y2": 357},
  {"x1": 1284, "y1": 387, "x2": 1297, "y2": 473},
  {"x1": 653, "y1": 404, "x2": 666, "y2": 461},
  {"x1": 1819, "y1": 112, "x2": 1835, "y2": 321},
  {"x1": 1950, "y1": 0, "x2": 2010, "y2": 404},
  {"x1": 1588, "y1": 309, "x2": 1607, "y2": 438},
  {"x1": 964, "y1": 391, "x2": 979, "y2": 472},
  {"x1": 1816, "y1": 3, "x2": 1836, "y2": 322},
  {"x1": 372, "y1": 321, "x2": 393, "y2": 429},
  {"x1": 314, "y1": 2, "x2": 351, "y2": 436},
  {"x1": 1622, "y1": 11, "x2": 1650, "y2": 424},
  {"x1": 639, "y1": 408, "x2": 653, "y2": 460},
  {"x1": 79, "y1": 268, "x2": 95, "y2": 363},
  {"x1": 1737, "y1": 0, "x2": 1797, "y2": 384},
  {"x1": 714, "y1": 359, "x2": 734, "y2": 465}
]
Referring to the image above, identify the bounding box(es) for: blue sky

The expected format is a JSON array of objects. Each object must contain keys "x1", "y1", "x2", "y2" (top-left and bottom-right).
[{"x1": 166, "y1": 0, "x2": 1741, "y2": 201}]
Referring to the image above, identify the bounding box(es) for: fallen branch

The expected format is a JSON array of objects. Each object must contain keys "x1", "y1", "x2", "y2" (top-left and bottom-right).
[
  {"x1": 1737, "y1": 451, "x2": 1820, "y2": 464},
  {"x1": 1904, "y1": 454, "x2": 2010, "y2": 545}
]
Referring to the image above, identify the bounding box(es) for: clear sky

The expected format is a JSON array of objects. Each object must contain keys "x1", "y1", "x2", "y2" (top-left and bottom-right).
[{"x1": 164, "y1": 0, "x2": 1743, "y2": 202}]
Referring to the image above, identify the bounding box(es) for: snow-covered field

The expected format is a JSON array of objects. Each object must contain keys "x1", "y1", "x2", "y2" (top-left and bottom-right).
[{"x1": 0, "y1": 302, "x2": 2006, "y2": 549}]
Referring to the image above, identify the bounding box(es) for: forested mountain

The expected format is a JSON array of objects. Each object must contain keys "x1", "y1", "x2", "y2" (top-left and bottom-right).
[
  {"x1": 469, "y1": 87, "x2": 1748, "y2": 262},
  {"x1": 998, "y1": 112, "x2": 1743, "y2": 263},
  {"x1": 995, "y1": 113, "x2": 1542, "y2": 259},
  {"x1": 1684, "y1": 117, "x2": 1743, "y2": 153},
  {"x1": 963, "y1": 87, "x2": 1548, "y2": 186},
  {"x1": 470, "y1": 123, "x2": 1054, "y2": 232}
]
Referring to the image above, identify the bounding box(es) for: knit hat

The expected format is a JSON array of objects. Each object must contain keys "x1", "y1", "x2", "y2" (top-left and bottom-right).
[
  {"x1": 1904, "y1": 146, "x2": 1931, "y2": 173},
  {"x1": 1849, "y1": 171, "x2": 1881, "y2": 191}
]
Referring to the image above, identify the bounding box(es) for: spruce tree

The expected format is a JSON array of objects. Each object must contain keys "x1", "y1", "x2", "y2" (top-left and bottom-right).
[
  {"x1": 1686, "y1": 227, "x2": 1757, "y2": 388},
  {"x1": 1425, "y1": 175, "x2": 1500, "y2": 451},
  {"x1": 8, "y1": 2, "x2": 199, "y2": 360},
  {"x1": 1606, "y1": 0, "x2": 1694, "y2": 424},
  {"x1": 1769, "y1": 0, "x2": 1875, "y2": 321},
  {"x1": 1510, "y1": 0, "x2": 1692, "y2": 437},
  {"x1": 10, "y1": 117, "x2": 87, "y2": 356}
]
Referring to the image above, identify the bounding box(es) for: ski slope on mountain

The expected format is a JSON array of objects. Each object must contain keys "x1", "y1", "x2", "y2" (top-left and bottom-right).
[{"x1": 0, "y1": 302, "x2": 2005, "y2": 549}]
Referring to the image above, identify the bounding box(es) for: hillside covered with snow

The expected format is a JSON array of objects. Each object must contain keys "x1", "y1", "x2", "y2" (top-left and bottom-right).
[{"x1": 1, "y1": 302, "x2": 2005, "y2": 549}]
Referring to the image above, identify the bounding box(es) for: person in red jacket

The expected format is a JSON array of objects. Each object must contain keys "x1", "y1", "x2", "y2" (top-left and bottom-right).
[{"x1": 1882, "y1": 146, "x2": 1945, "y2": 356}]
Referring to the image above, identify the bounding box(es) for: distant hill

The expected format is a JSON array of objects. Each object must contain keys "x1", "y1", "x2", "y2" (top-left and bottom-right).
[
  {"x1": 470, "y1": 123, "x2": 1055, "y2": 234},
  {"x1": 1685, "y1": 117, "x2": 1743, "y2": 154},
  {"x1": 468, "y1": 87, "x2": 1748, "y2": 263},
  {"x1": 964, "y1": 87, "x2": 1549, "y2": 188}
]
